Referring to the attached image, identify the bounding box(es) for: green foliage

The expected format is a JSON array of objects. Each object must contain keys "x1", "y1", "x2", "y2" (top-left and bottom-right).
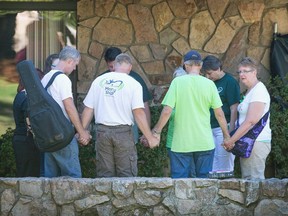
[
  {"x1": 79, "y1": 142, "x2": 96, "y2": 178},
  {"x1": 0, "y1": 78, "x2": 17, "y2": 135},
  {"x1": 137, "y1": 106, "x2": 170, "y2": 177},
  {"x1": 0, "y1": 128, "x2": 16, "y2": 177},
  {"x1": 265, "y1": 76, "x2": 288, "y2": 178},
  {"x1": 40, "y1": 11, "x2": 77, "y2": 27},
  {"x1": 0, "y1": 126, "x2": 97, "y2": 178}
]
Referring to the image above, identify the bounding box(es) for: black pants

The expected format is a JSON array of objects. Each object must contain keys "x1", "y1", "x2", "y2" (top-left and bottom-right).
[{"x1": 12, "y1": 133, "x2": 41, "y2": 177}]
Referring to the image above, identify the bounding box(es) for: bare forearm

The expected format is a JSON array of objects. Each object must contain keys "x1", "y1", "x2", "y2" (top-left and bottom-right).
[
  {"x1": 81, "y1": 107, "x2": 94, "y2": 129},
  {"x1": 229, "y1": 103, "x2": 238, "y2": 131},
  {"x1": 63, "y1": 98, "x2": 91, "y2": 145},
  {"x1": 230, "y1": 102, "x2": 266, "y2": 142},
  {"x1": 144, "y1": 102, "x2": 151, "y2": 127},
  {"x1": 230, "y1": 120, "x2": 255, "y2": 143},
  {"x1": 134, "y1": 108, "x2": 160, "y2": 148},
  {"x1": 63, "y1": 98, "x2": 85, "y2": 134},
  {"x1": 153, "y1": 106, "x2": 172, "y2": 133},
  {"x1": 224, "y1": 102, "x2": 266, "y2": 149},
  {"x1": 133, "y1": 108, "x2": 153, "y2": 139},
  {"x1": 214, "y1": 108, "x2": 229, "y2": 139}
]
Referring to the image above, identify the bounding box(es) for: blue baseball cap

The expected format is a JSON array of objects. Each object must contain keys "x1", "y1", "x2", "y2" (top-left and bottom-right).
[{"x1": 184, "y1": 50, "x2": 202, "y2": 62}]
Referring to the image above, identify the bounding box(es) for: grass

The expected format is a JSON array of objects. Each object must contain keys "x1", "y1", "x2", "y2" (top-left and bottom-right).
[{"x1": 0, "y1": 78, "x2": 17, "y2": 135}]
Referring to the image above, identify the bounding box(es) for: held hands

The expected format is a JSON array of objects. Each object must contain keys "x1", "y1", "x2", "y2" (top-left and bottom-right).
[
  {"x1": 222, "y1": 138, "x2": 235, "y2": 151},
  {"x1": 76, "y1": 130, "x2": 92, "y2": 146},
  {"x1": 139, "y1": 135, "x2": 149, "y2": 148},
  {"x1": 140, "y1": 129, "x2": 160, "y2": 149},
  {"x1": 149, "y1": 133, "x2": 160, "y2": 148}
]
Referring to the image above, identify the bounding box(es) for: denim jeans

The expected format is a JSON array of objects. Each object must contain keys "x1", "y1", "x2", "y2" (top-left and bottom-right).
[
  {"x1": 44, "y1": 137, "x2": 81, "y2": 178},
  {"x1": 169, "y1": 149, "x2": 215, "y2": 178}
]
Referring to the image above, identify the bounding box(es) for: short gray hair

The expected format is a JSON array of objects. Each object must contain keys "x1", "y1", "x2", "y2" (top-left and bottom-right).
[
  {"x1": 173, "y1": 67, "x2": 187, "y2": 78},
  {"x1": 115, "y1": 53, "x2": 132, "y2": 65},
  {"x1": 59, "y1": 46, "x2": 80, "y2": 61},
  {"x1": 238, "y1": 57, "x2": 258, "y2": 71},
  {"x1": 184, "y1": 60, "x2": 203, "y2": 67}
]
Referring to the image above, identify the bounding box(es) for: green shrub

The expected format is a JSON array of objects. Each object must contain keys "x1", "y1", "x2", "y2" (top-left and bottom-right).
[
  {"x1": 0, "y1": 126, "x2": 97, "y2": 178},
  {"x1": 79, "y1": 141, "x2": 96, "y2": 178},
  {"x1": 0, "y1": 128, "x2": 16, "y2": 177},
  {"x1": 137, "y1": 106, "x2": 170, "y2": 177},
  {"x1": 265, "y1": 76, "x2": 288, "y2": 178}
]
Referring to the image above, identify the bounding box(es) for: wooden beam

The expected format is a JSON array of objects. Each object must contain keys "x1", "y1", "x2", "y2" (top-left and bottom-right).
[{"x1": 0, "y1": 1, "x2": 76, "y2": 11}]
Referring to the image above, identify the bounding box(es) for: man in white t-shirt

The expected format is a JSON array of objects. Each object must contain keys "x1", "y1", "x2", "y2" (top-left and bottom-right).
[
  {"x1": 81, "y1": 53, "x2": 159, "y2": 177},
  {"x1": 41, "y1": 46, "x2": 91, "y2": 177}
]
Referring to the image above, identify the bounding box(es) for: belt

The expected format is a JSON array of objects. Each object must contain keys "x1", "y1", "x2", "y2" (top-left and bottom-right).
[{"x1": 96, "y1": 124, "x2": 132, "y2": 132}]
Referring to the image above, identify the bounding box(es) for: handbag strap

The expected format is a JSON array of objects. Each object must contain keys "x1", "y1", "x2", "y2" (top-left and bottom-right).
[
  {"x1": 236, "y1": 110, "x2": 270, "y2": 129},
  {"x1": 44, "y1": 71, "x2": 63, "y2": 90}
]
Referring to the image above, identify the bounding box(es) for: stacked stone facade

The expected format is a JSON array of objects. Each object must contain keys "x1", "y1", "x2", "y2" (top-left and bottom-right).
[
  {"x1": 76, "y1": 0, "x2": 288, "y2": 104},
  {"x1": 1, "y1": 177, "x2": 287, "y2": 215}
]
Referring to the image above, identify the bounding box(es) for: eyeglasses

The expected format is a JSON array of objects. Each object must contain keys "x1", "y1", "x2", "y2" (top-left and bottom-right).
[{"x1": 236, "y1": 69, "x2": 255, "y2": 74}]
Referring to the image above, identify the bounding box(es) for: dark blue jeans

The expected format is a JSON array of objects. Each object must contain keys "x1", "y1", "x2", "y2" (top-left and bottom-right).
[{"x1": 169, "y1": 149, "x2": 215, "y2": 178}]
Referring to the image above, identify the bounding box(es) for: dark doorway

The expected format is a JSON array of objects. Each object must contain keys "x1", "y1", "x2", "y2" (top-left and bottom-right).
[{"x1": 0, "y1": 1, "x2": 76, "y2": 135}]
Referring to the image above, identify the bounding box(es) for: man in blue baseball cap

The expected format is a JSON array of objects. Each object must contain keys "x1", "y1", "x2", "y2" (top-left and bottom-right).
[{"x1": 152, "y1": 50, "x2": 230, "y2": 178}]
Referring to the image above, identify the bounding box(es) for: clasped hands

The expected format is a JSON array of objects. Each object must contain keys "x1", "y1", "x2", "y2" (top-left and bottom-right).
[
  {"x1": 222, "y1": 137, "x2": 235, "y2": 151},
  {"x1": 139, "y1": 129, "x2": 160, "y2": 149},
  {"x1": 76, "y1": 130, "x2": 92, "y2": 146}
]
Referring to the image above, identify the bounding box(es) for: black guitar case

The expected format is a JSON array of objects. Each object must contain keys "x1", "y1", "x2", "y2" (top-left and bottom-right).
[{"x1": 16, "y1": 60, "x2": 75, "y2": 152}]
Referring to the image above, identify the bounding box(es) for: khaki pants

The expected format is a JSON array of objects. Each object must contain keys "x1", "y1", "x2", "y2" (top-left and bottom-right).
[
  {"x1": 95, "y1": 124, "x2": 137, "y2": 177},
  {"x1": 240, "y1": 141, "x2": 271, "y2": 179}
]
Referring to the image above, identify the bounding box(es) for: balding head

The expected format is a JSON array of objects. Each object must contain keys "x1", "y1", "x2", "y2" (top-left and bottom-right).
[{"x1": 114, "y1": 53, "x2": 132, "y2": 74}]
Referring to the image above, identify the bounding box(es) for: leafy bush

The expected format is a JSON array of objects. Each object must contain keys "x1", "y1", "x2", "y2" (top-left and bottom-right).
[
  {"x1": 137, "y1": 106, "x2": 170, "y2": 177},
  {"x1": 265, "y1": 76, "x2": 288, "y2": 178},
  {"x1": 0, "y1": 128, "x2": 16, "y2": 177},
  {"x1": 0, "y1": 127, "x2": 97, "y2": 178},
  {"x1": 79, "y1": 140, "x2": 96, "y2": 178}
]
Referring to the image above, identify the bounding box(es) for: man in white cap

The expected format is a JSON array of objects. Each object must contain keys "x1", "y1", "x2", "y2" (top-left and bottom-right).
[{"x1": 152, "y1": 50, "x2": 230, "y2": 178}]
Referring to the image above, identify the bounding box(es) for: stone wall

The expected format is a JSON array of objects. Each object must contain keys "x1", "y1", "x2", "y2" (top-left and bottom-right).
[
  {"x1": 76, "y1": 0, "x2": 288, "y2": 104},
  {"x1": 0, "y1": 177, "x2": 287, "y2": 215}
]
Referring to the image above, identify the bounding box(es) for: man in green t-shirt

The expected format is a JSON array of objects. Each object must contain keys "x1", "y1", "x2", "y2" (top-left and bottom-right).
[{"x1": 152, "y1": 50, "x2": 230, "y2": 178}]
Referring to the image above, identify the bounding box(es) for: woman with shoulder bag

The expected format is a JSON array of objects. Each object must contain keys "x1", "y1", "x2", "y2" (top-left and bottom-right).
[{"x1": 223, "y1": 57, "x2": 271, "y2": 179}]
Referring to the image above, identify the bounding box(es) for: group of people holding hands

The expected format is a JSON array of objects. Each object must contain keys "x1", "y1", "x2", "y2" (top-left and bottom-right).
[{"x1": 13, "y1": 46, "x2": 271, "y2": 180}]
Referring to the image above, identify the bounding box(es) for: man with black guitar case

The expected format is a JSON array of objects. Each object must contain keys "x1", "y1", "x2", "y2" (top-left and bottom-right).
[
  {"x1": 17, "y1": 60, "x2": 74, "y2": 152},
  {"x1": 16, "y1": 46, "x2": 90, "y2": 177}
]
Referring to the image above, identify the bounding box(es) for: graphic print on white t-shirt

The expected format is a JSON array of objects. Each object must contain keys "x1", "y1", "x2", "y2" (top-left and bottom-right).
[{"x1": 100, "y1": 78, "x2": 124, "y2": 96}]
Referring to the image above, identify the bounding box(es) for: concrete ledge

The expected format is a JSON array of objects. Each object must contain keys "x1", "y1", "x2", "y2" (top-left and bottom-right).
[{"x1": 1, "y1": 177, "x2": 288, "y2": 215}]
